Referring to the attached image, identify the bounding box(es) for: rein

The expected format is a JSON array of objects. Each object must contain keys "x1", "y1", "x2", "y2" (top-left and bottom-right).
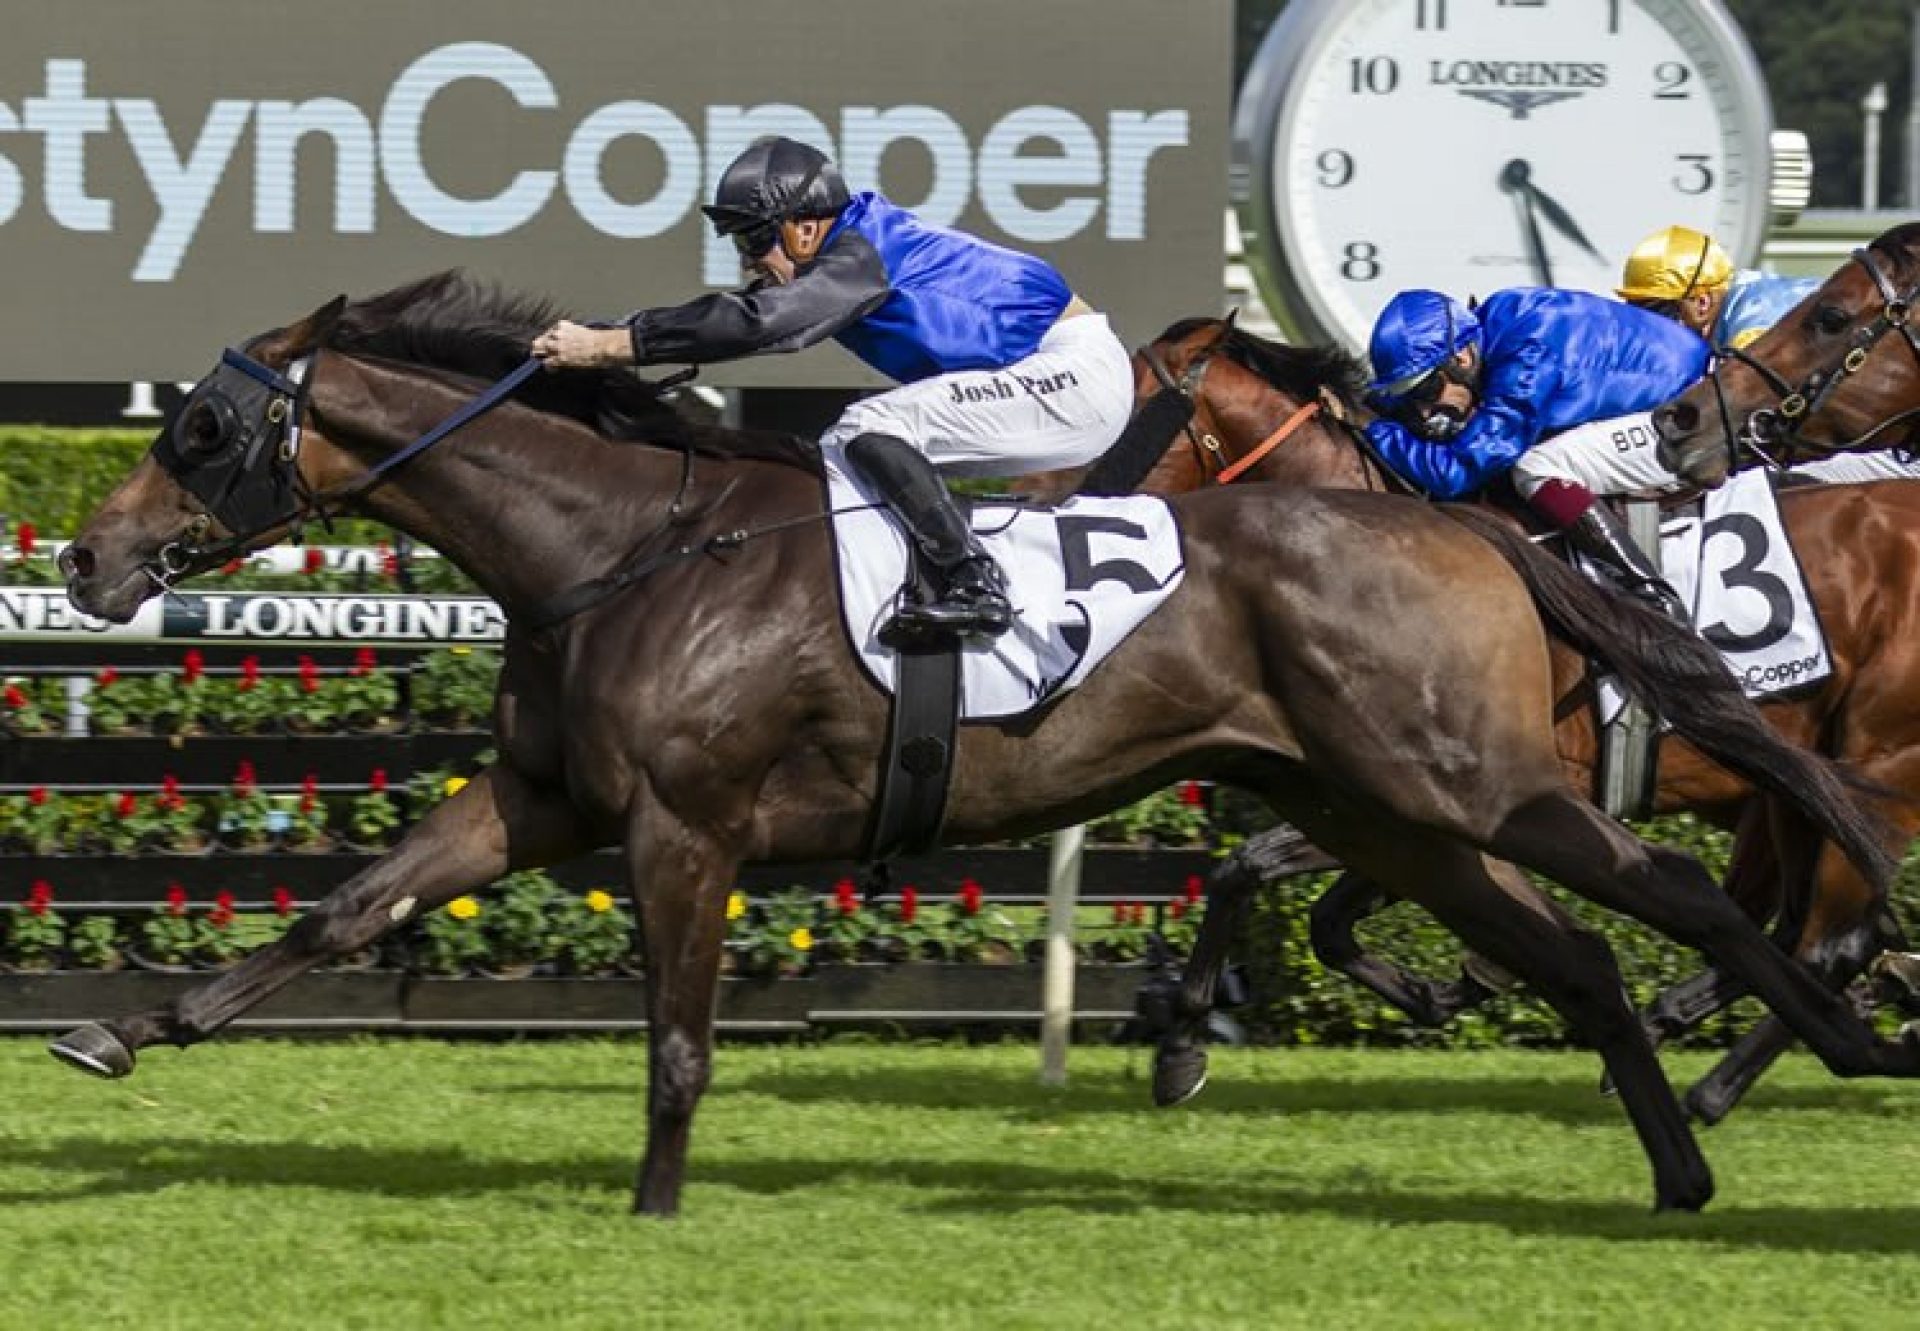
[{"x1": 1705, "y1": 246, "x2": 1920, "y2": 470}]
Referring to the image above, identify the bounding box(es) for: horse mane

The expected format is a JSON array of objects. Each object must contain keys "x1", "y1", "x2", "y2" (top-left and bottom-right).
[
  {"x1": 1159, "y1": 316, "x2": 1368, "y2": 403},
  {"x1": 1872, "y1": 221, "x2": 1920, "y2": 279},
  {"x1": 327, "y1": 270, "x2": 816, "y2": 471}
]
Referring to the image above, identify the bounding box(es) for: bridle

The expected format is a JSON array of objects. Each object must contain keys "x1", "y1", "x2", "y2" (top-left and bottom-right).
[
  {"x1": 1140, "y1": 321, "x2": 1233, "y2": 477},
  {"x1": 1702, "y1": 246, "x2": 1920, "y2": 472},
  {"x1": 148, "y1": 344, "x2": 545, "y2": 590}
]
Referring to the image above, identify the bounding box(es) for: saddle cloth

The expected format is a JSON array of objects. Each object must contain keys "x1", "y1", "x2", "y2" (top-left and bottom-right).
[
  {"x1": 1598, "y1": 469, "x2": 1831, "y2": 720},
  {"x1": 824, "y1": 455, "x2": 1186, "y2": 721}
]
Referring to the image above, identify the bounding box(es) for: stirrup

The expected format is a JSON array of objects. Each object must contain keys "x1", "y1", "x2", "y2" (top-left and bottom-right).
[{"x1": 884, "y1": 590, "x2": 1013, "y2": 643}]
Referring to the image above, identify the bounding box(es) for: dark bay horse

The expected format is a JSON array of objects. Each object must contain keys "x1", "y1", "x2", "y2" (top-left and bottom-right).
[
  {"x1": 50, "y1": 273, "x2": 1917, "y2": 1214},
  {"x1": 1029, "y1": 316, "x2": 1920, "y2": 1123}
]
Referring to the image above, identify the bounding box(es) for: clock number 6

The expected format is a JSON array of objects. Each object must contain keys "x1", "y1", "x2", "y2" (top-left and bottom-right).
[{"x1": 1673, "y1": 154, "x2": 1715, "y2": 195}]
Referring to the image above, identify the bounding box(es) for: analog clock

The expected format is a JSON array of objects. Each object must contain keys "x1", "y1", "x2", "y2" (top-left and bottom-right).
[{"x1": 1233, "y1": 0, "x2": 1777, "y2": 350}]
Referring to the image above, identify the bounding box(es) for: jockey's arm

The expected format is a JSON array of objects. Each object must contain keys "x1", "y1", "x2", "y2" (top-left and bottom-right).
[
  {"x1": 1365, "y1": 340, "x2": 1558, "y2": 500},
  {"x1": 627, "y1": 241, "x2": 890, "y2": 366}
]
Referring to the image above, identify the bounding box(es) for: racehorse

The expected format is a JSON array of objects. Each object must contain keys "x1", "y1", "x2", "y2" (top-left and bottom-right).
[
  {"x1": 50, "y1": 272, "x2": 1916, "y2": 1215},
  {"x1": 1656, "y1": 222, "x2": 1920, "y2": 491},
  {"x1": 1025, "y1": 315, "x2": 1920, "y2": 1124}
]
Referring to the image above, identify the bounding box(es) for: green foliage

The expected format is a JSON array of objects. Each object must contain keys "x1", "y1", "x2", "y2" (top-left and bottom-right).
[
  {"x1": 484, "y1": 871, "x2": 564, "y2": 970},
  {"x1": 554, "y1": 889, "x2": 635, "y2": 976},
  {"x1": 410, "y1": 647, "x2": 499, "y2": 728},
  {"x1": 64, "y1": 915, "x2": 121, "y2": 969}
]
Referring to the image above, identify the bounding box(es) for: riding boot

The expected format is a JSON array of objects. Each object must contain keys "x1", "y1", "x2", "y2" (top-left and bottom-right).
[
  {"x1": 1562, "y1": 501, "x2": 1691, "y2": 625},
  {"x1": 843, "y1": 432, "x2": 1014, "y2": 642}
]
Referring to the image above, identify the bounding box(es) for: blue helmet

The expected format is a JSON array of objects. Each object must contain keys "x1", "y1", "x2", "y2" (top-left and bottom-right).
[{"x1": 1367, "y1": 291, "x2": 1482, "y2": 405}]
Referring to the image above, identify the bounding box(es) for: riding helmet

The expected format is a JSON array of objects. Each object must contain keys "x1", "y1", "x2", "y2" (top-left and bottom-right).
[
  {"x1": 1616, "y1": 225, "x2": 1734, "y2": 302},
  {"x1": 701, "y1": 137, "x2": 851, "y2": 236},
  {"x1": 1366, "y1": 291, "x2": 1482, "y2": 405}
]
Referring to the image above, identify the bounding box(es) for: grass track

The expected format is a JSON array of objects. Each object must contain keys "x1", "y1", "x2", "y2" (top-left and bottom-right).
[{"x1": 0, "y1": 1039, "x2": 1916, "y2": 1329}]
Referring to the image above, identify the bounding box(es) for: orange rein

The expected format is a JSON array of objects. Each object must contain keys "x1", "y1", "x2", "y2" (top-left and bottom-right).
[{"x1": 1214, "y1": 400, "x2": 1321, "y2": 485}]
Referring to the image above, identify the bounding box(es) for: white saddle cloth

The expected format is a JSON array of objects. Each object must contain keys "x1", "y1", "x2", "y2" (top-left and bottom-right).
[{"x1": 825, "y1": 456, "x2": 1185, "y2": 721}]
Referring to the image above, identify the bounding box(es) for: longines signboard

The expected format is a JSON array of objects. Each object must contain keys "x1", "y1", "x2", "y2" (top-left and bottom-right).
[
  {"x1": 0, "y1": 588, "x2": 506, "y2": 643},
  {"x1": 0, "y1": 0, "x2": 1229, "y2": 386}
]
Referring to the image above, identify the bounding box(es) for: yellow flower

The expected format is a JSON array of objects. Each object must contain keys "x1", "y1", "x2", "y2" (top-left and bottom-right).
[
  {"x1": 443, "y1": 776, "x2": 468, "y2": 797},
  {"x1": 447, "y1": 896, "x2": 480, "y2": 921},
  {"x1": 789, "y1": 927, "x2": 814, "y2": 952},
  {"x1": 726, "y1": 892, "x2": 748, "y2": 921},
  {"x1": 585, "y1": 889, "x2": 615, "y2": 914},
  {"x1": 450, "y1": 646, "x2": 471, "y2": 656}
]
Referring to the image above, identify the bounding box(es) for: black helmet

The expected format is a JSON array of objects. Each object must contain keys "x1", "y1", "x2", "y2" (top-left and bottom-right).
[{"x1": 701, "y1": 137, "x2": 850, "y2": 244}]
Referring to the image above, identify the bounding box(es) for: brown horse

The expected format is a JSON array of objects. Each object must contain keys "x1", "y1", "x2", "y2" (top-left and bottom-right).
[
  {"x1": 1030, "y1": 316, "x2": 1920, "y2": 1123},
  {"x1": 48, "y1": 273, "x2": 1916, "y2": 1215},
  {"x1": 1657, "y1": 222, "x2": 1920, "y2": 490}
]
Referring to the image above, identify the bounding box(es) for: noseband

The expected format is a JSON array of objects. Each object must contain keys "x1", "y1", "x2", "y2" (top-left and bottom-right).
[
  {"x1": 1141, "y1": 330, "x2": 1231, "y2": 475},
  {"x1": 1706, "y1": 246, "x2": 1920, "y2": 470}
]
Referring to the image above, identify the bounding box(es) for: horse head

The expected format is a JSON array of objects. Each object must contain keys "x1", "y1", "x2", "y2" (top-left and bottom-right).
[
  {"x1": 1655, "y1": 223, "x2": 1920, "y2": 488},
  {"x1": 61, "y1": 297, "x2": 348, "y2": 623}
]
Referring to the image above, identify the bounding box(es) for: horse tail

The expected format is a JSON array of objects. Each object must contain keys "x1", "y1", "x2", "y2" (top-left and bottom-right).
[{"x1": 1438, "y1": 504, "x2": 1900, "y2": 894}]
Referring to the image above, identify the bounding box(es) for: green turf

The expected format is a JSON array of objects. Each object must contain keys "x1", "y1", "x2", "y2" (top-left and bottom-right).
[{"x1": 0, "y1": 1039, "x2": 1915, "y2": 1329}]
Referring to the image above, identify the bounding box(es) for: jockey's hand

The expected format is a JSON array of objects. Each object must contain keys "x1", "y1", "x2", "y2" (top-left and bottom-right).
[
  {"x1": 532, "y1": 320, "x2": 630, "y2": 370},
  {"x1": 1317, "y1": 385, "x2": 1351, "y2": 425}
]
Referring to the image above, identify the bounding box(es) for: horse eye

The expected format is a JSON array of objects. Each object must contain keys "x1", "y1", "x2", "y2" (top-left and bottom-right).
[
  {"x1": 179, "y1": 396, "x2": 238, "y2": 455},
  {"x1": 1815, "y1": 305, "x2": 1851, "y2": 336}
]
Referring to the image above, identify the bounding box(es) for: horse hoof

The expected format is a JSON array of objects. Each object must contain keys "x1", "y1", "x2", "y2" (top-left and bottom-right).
[
  {"x1": 1597, "y1": 1071, "x2": 1618, "y2": 1098},
  {"x1": 1153, "y1": 1042, "x2": 1208, "y2": 1107},
  {"x1": 1654, "y1": 1177, "x2": 1714, "y2": 1214},
  {"x1": 1682, "y1": 1083, "x2": 1731, "y2": 1128},
  {"x1": 49, "y1": 1023, "x2": 135, "y2": 1079}
]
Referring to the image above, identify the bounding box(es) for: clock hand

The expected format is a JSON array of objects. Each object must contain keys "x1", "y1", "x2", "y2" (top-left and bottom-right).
[
  {"x1": 1501, "y1": 160, "x2": 1555, "y2": 286},
  {"x1": 1523, "y1": 177, "x2": 1607, "y2": 266}
]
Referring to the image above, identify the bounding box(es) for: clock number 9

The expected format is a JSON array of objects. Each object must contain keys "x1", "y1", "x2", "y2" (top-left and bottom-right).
[
  {"x1": 1349, "y1": 57, "x2": 1400, "y2": 95},
  {"x1": 1317, "y1": 150, "x2": 1355, "y2": 189},
  {"x1": 1654, "y1": 62, "x2": 1693, "y2": 99},
  {"x1": 1673, "y1": 154, "x2": 1715, "y2": 195},
  {"x1": 1341, "y1": 242, "x2": 1381, "y2": 282}
]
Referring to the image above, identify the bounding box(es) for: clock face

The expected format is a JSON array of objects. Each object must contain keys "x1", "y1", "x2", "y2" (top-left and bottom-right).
[{"x1": 1236, "y1": 0, "x2": 1774, "y2": 351}]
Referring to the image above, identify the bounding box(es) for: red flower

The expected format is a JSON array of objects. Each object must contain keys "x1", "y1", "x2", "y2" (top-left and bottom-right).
[
  {"x1": 272, "y1": 886, "x2": 296, "y2": 917},
  {"x1": 1112, "y1": 901, "x2": 1131, "y2": 925},
  {"x1": 165, "y1": 884, "x2": 189, "y2": 916},
  {"x1": 238, "y1": 655, "x2": 260, "y2": 692},
  {"x1": 352, "y1": 648, "x2": 377, "y2": 678},
  {"x1": 210, "y1": 890, "x2": 236, "y2": 929},
  {"x1": 115, "y1": 791, "x2": 138, "y2": 819},
  {"x1": 220, "y1": 558, "x2": 244, "y2": 576},
  {"x1": 1179, "y1": 781, "x2": 1205, "y2": 807},
  {"x1": 833, "y1": 878, "x2": 858, "y2": 917},
  {"x1": 1183, "y1": 875, "x2": 1205, "y2": 905},
  {"x1": 26, "y1": 880, "x2": 52, "y2": 916},
  {"x1": 368, "y1": 768, "x2": 389, "y2": 793},
  {"x1": 1131, "y1": 903, "x2": 1148, "y2": 926},
  {"x1": 15, "y1": 521, "x2": 36, "y2": 557},
  {"x1": 377, "y1": 541, "x2": 399, "y2": 580},
  {"x1": 958, "y1": 878, "x2": 983, "y2": 916},
  {"x1": 95, "y1": 666, "x2": 118, "y2": 688},
  {"x1": 27, "y1": 786, "x2": 47, "y2": 807},
  {"x1": 182, "y1": 650, "x2": 204, "y2": 683},
  {"x1": 298, "y1": 655, "x2": 320, "y2": 694},
  {"x1": 1169, "y1": 898, "x2": 1188, "y2": 920},
  {"x1": 299, "y1": 772, "x2": 319, "y2": 815},
  {"x1": 899, "y1": 885, "x2": 918, "y2": 925},
  {"x1": 234, "y1": 760, "x2": 257, "y2": 794},
  {"x1": 3, "y1": 684, "x2": 26, "y2": 709},
  {"x1": 160, "y1": 773, "x2": 185, "y2": 811},
  {"x1": 302, "y1": 547, "x2": 324, "y2": 575}
]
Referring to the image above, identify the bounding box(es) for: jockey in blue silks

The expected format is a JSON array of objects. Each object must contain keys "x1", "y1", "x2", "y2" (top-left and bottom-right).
[
  {"x1": 532, "y1": 135, "x2": 1132, "y2": 643},
  {"x1": 1619, "y1": 223, "x2": 1920, "y2": 486},
  {"x1": 1364, "y1": 287, "x2": 1708, "y2": 620}
]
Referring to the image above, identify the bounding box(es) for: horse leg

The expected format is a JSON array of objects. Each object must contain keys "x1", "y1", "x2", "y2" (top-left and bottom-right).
[
  {"x1": 625, "y1": 786, "x2": 738, "y2": 1218},
  {"x1": 1313, "y1": 823, "x2": 1714, "y2": 1212},
  {"x1": 1491, "y1": 791, "x2": 1919, "y2": 1080},
  {"x1": 1309, "y1": 873, "x2": 1499, "y2": 1026},
  {"x1": 50, "y1": 763, "x2": 594, "y2": 1077}
]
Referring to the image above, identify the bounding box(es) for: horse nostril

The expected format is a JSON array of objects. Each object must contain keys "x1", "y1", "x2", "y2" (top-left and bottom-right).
[
  {"x1": 58, "y1": 546, "x2": 93, "y2": 579},
  {"x1": 1654, "y1": 401, "x2": 1699, "y2": 439}
]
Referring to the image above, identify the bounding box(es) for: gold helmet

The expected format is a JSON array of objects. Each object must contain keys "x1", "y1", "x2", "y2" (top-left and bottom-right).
[{"x1": 1616, "y1": 225, "x2": 1734, "y2": 302}]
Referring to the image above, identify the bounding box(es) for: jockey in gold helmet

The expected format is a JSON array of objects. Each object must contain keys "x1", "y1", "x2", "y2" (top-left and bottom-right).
[{"x1": 1616, "y1": 225, "x2": 1816, "y2": 352}]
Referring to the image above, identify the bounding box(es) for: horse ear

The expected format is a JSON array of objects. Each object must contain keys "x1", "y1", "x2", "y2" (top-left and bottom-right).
[
  {"x1": 277, "y1": 295, "x2": 349, "y2": 358},
  {"x1": 1223, "y1": 307, "x2": 1241, "y2": 330}
]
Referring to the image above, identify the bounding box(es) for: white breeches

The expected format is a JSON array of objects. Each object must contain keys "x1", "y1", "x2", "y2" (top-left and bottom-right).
[{"x1": 818, "y1": 313, "x2": 1134, "y2": 479}]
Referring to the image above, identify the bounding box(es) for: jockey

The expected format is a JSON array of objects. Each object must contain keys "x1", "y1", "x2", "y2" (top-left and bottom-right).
[
  {"x1": 1619, "y1": 223, "x2": 1920, "y2": 486},
  {"x1": 1364, "y1": 288, "x2": 1707, "y2": 620},
  {"x1": 531, "y1": 135, "x2": 1132, "y2": 642}
]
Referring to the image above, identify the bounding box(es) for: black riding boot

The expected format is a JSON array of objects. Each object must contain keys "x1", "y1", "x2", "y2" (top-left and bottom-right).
[
  {"x1": 1564, "y1": 502, "x2": 1690, "y2": 625},
  {"x1": 844, "y1": 433, "x2": 1013, "y2": 642}
]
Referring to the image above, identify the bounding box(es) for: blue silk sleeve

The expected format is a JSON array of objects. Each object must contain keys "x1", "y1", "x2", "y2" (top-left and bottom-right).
[{"x1": 1363, "y1": 339, "x2": 1560, "y2": 499}]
